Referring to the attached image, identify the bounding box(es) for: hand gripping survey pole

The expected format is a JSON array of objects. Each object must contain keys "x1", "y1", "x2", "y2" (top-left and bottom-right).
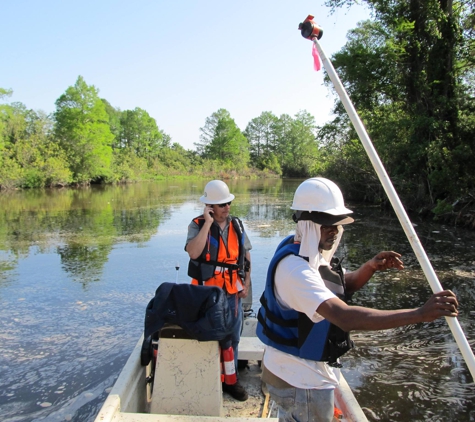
[{"x1": 298, "y1": 15, "x2": 475, "y2": 381}]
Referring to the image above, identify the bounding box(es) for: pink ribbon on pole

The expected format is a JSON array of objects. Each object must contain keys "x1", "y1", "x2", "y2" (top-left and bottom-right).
[{"x1": 312, "y1": 42, "x2": 321, "y2": 71}]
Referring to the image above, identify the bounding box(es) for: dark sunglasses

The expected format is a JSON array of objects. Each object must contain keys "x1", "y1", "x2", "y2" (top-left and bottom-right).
[
  {"x1": 217, "y1": 201, "x2": 232, "y2": 208},
  {"x1": 321, "y1": 225, "x2": 339, "y2": 231}
]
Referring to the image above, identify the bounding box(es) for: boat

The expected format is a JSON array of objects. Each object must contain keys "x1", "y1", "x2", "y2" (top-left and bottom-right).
[{"x1": 94, "y1": 286, "x2": 368, "y2": 422}]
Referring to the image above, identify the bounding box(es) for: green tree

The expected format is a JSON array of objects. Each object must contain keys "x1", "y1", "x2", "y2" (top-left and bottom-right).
[
  {"x1": 196, "y1": 109, "x2": 249, "y2": 168},
  {"x1": 0, "y1": 98, "x2": 71, "y2": 189},
  {"x1": 318, "y1": 20, "x2": 411, "y2": 200},
  {"x1": 15, "y1": 109, "x2": 71, "y2": 188},
  {"x1": 283, "y1": 111, "x2": 319, "y2": 177},
  {"x1": 0, "y1": 98, "x2": 24, "y2": 188},
  {"x1": 101, "y1": 99, "x2": 122, "y2": 149},
  {"x1": 54, "y1": 76, "x2": 114, "y2": 184},
  {"x1": 244, "y1": 111, "x2": 279, "y2": 167},
  {"x1": 273, "y1": 113, "x2": 293, "y2": 172},
  {"x1": 119, "y1": 107, "x2": 168, "y2": 161},
  {"x1": 322, "y1": 0, "x2": 475, "y2": 208}
]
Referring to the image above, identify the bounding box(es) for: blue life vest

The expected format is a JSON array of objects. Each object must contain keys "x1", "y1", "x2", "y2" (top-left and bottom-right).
[{"x1": 256, "y1": 235, "x2": 353, "y2": 367}]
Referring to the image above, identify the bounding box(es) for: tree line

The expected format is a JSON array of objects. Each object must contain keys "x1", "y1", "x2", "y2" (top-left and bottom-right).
[
  {"x1": 2, "y1": 0, "x2": 475, "y2": 223},
  {"x1": 0, "y1": 76, "x2": 324, "y2": 189}
]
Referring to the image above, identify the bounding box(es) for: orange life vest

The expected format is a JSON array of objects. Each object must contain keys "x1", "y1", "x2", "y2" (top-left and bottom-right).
[{"x1": 189, "y1": 217, "x2": 245, "y2": 295}]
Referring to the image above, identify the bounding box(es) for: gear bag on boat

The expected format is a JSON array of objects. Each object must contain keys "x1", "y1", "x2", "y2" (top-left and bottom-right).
[{"x1": 144, "y1": 282, "x2": 234, "y2": 343}]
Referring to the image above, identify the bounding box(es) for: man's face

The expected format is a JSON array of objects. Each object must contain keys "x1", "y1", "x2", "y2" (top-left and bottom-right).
[
  {"x1": 211, "y1": 201, "x2": 232, "y2": 221},
  {"x1": 319, "y1": 225, "x2": 339, "y2": 251}
]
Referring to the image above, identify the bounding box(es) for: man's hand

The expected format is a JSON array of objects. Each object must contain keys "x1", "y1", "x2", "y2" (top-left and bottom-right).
[
  {"x1": 238, "y1": 283, "x2": 249, "y2": 299},
  {"x1": 185, "y1": 205, "x2": 214, "y2": 259},
  {"x1": 345, "y1": 251, "x2": 404, "y2": 293},
  {"x1": 417, "y1": 290, "x2": 459, "y2": 321},
  {"x1": 203, "y1": 204, "x2": 214, "y2": 224},
  {"x1": 369, "y1": 251, "x2": 404, "y2": 272}
]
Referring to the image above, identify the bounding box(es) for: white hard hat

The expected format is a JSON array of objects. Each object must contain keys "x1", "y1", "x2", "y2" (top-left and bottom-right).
[
  {"x1": 291, "y1": 177, "x2": 353, "y2": 223},
  {"x1": 199, "y1": 180, "x2": 235, "y2": 204}
]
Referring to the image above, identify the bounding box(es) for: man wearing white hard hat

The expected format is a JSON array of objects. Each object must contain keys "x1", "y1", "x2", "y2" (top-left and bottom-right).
[
  {"x1": 185, "y1": 180, "x2": 252, "y2": 401},
  {"x1": 257, "y1": 177, "x2": 458, "y2": 422}
]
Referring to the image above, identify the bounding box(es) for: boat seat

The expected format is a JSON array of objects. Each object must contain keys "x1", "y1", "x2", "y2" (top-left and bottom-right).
[
  {"x1": 238, "y1": 336, "x2": 265, "y2": 361},
  {"x1": 150, "y1": 324, "x2": 223, "y2": 416},
  {"x1": 238, "y1": 316, "x2": 265, "y2": 361}
]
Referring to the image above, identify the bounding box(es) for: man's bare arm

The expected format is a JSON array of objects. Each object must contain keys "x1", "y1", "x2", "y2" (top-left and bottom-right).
[
  {"x1": 317, "y1": 290, "x2": 458, "y2": 332},
  {"x1": 345, "y1": 251, "x2": 404, "y2": 294}
]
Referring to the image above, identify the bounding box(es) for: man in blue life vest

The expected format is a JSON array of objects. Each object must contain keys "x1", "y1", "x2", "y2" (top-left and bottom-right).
[
  {"x1": 257, "y1": 177, "x2": 459, "y2": 422},
  {"x1": 185, "y1": 180, "x2": 252, "y2": 401}
]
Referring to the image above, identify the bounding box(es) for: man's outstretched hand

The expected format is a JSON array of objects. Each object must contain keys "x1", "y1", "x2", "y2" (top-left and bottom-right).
[{"x1": 369, "y1": 251, "x2": 404, "y2": 271}]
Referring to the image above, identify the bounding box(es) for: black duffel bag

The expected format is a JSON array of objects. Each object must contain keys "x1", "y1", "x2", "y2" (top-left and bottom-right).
[{"x1": 141, "y1": 282, "x2": 234, "y2": 365}]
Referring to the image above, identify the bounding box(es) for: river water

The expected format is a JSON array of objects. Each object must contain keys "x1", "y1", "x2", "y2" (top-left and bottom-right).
[{"x1": 0, "y1": 179, "x2": 474, "y2": 422}]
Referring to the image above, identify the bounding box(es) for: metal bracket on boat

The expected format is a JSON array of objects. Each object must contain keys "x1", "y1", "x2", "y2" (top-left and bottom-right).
[
  {"x1": 298, "y1": 15, "x2": 323, "y2": 40},
  {"x1": 141, "y1": 335, "x2": 160, "y2": 366}
]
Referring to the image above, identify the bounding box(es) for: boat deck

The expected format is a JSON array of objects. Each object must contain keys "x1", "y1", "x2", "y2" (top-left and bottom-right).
[
  {"x1": 223, "y1": 360, "x2": 273, "y2": 419},
  {"x1": 95, "y1": 329, "x2": 367, "y2": 422}
]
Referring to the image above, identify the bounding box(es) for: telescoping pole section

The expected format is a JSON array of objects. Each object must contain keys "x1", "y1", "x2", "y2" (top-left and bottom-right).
[{"x1": 299, "y1": 15, "x2": 475, "y2": 381}]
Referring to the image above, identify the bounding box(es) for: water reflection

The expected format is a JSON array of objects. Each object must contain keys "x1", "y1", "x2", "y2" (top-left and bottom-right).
[{"x1": 0, "y1": 179, "x2": 474, "y2": 421}]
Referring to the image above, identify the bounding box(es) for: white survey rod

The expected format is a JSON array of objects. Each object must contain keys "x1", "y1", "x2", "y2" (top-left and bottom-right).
[{"x1": 313, "y1": 37, "x2": 475, "y2": 380}]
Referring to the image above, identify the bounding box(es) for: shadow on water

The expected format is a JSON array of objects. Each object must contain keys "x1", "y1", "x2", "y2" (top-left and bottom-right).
[{"x1": 0, "y1": 180, "x2": 474, "y2": 421}]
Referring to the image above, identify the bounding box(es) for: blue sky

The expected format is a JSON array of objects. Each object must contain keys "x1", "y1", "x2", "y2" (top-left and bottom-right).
[{"x1": 1, "y1": 1, "x2": 370, "y2": 151}]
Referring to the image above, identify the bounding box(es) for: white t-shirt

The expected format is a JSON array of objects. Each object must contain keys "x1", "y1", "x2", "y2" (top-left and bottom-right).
[{"x1": 262, "y1": 254, "x2": 341, "y2": 389}]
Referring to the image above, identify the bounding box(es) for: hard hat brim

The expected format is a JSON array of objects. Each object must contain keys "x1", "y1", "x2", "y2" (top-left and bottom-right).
[
  {"x1": 199, "y1": 193, "x2": 235, "y2": 204},
  {"x1": 317, "y1": 213, "x2": 354, "y2": 225}
]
